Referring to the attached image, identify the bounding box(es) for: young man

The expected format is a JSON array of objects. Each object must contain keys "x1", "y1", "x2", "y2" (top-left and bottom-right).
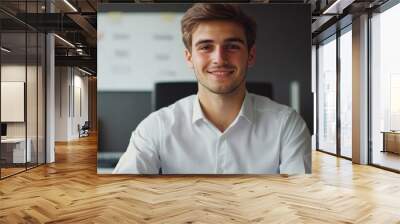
[{"x1": 113, "y1": 3, "x2": 311, "y2": 174}]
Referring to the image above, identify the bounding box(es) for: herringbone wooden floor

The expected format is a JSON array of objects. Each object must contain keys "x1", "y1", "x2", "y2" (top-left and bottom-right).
[{"x1": 1, "y1": 134, "x2": 400, "y2": 224}]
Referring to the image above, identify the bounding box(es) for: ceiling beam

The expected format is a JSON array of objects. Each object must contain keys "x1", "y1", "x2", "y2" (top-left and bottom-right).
[
  {"x1": 67, "y1": 13, "x2": 97, "y2": 40},
  {"x1": 55, "y1": 55, "x2": 96, "y2": 71}
]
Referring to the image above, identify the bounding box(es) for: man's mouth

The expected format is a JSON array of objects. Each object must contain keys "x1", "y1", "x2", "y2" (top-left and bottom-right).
[{"x1": 207, "y1": 70, "x2": 234, "y2": 76}]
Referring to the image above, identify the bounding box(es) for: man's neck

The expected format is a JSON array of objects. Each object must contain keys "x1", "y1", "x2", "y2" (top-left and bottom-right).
[{"x1": 198, "y1": 86, "x2": 246, "y2": 133}]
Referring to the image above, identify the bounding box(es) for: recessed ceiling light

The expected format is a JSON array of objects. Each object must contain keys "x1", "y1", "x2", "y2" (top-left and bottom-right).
[
  {"x1": 78, "y1": 67, "x2": 92, "y2": 76},
  {"x1": 54, "y1": 34, "x2": 75, "y2": 48},
  {"x1": 322, "y1": 0, "x2": 354, "y2": 15},
  {"x1": 1, "y1": 47, "x2": 11, "y2": 53},
  {"x1": 63, "y1": 0, "x2": 78, "y2": 12}
]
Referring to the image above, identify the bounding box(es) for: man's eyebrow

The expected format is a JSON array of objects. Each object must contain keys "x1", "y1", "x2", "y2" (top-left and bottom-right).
[
  {"x1": 194, "y1": 39, "x2": 214, "y2": 47},
  {"x1": 194, "y1": 38, "x2": 246, "y2": 47},
  {"x1": 224, "y1": 38, "x2": 246, "y2": 45}
]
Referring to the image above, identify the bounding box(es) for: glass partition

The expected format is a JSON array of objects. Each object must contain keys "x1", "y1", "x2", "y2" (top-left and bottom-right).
[
  {"x1": 317, "y1": 35, "x2": 337, "y2": 155},
  {"x1": 1, "y1": 30, "x2": 28, "y2": 178},
  {"x1": 27, "y1": 0, "x2": 40, "y2": 170},
  {"x1": 38, "y1": 32, "x2": 45, "y2": 165},
  {"x1": 0, "y1": 1, "x2": 46, "y2": 179},
  {"x1": 27, "y1": 31, "x2": 38, "y2": 169}
]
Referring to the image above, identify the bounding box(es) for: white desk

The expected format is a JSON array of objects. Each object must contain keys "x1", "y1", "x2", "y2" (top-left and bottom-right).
[{"x1": 1, "y1": 138, "x2": 32, "y2": 163}]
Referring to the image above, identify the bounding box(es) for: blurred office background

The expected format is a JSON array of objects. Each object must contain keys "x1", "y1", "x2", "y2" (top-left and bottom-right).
[{"x1": 96, "y1": 3, "x2": 313, "y2": 173}]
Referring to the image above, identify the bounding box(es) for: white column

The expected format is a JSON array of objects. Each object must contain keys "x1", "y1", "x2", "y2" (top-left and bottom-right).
[
  {"x1": 46, "y1": 1, "x2": 56, "y2": 163},
  {"x1": 311, "y1": 45, "x2": 317, "y2": 150},
  {"x1": 352, "y1": 14, "x2": 369, "y2": 164},
  {"x1": 46, "y1": 33, "x2": 55, "y2": 163}
]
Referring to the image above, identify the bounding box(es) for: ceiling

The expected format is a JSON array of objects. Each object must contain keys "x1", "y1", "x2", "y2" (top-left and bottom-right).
[
  {"x1": 0, "y1": 0, "x2": 392, "y2": 75},
  {"x1": 0, "y1": 0, "x2": 97, "y2": 74}
]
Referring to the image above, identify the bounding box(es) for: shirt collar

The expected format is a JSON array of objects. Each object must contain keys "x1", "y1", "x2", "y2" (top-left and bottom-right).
[
  {"x1": 192, "y1": 94, "x2": 204, "y2": 124},
  {"x1": 238, "y1": 91, "x2": 254, "y2": 124},
  {"x1": 192, "y1": 91, "x2": 254, "y2": 124}
]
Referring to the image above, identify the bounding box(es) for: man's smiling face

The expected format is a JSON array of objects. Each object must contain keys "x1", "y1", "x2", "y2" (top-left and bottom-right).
[{"x1": 185, "y1": 20, "x2": 256, "y2": 95}]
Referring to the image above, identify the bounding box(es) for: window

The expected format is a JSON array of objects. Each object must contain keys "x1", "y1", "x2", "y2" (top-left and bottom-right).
[
  {"x1": 339, "y1": 28, "x2": 352, "y2": 158},
  {"x1": 317, "y1": 36, "x2": 337, "y2": 154},
  {"x1": 370, "y1": 2, "x2": 400, "y2": 171}
]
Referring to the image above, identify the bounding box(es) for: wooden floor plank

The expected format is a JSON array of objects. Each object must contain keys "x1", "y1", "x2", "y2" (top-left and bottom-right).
[{"x1": 1, "y1": 134, "x2": 400, "y2": 223}]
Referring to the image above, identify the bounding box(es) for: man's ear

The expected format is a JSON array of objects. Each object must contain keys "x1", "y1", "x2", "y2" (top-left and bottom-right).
[
  {"x1": 247, "y1": 45, "x2": 256, "y2": 67},
  {"x1": 184, "y1": 49, "x2": 194, "y2": 69}
]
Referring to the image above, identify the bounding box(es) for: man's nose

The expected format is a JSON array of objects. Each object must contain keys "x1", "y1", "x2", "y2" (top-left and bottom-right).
[{"x1": 212, "y1": 46, "x2": 228, "y2": 65}]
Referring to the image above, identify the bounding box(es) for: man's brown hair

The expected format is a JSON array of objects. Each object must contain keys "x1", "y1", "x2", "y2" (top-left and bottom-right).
[{"x1": 181, "y1": 3, "x2": 257, "y2": 52}]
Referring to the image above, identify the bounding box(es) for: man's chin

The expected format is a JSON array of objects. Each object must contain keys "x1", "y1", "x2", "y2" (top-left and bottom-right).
[{"x1": 202, "y1": 84, "x2": 242, "y2": 95}]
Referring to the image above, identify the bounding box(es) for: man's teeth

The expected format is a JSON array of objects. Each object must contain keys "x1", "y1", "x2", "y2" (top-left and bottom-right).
[{"x1": 210, "y1": 71, "x2": 231, "y2": 75}]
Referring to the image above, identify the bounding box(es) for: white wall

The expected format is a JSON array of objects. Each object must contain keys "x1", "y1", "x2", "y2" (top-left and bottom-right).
[
  {"x1": 55, "y1": 67, "x2": 89, "y2": 141},
  {"x1": 1, "y1": 64, "x2": 46, "y2": 163},
  {"x1": 1, "y1": 66, "x2": 26, "y2": 134},
  {"x1": 55, "y1": 67, "x2": 69, "y2": 141},
  {"x1": 76, "y1": 73, "x2": 89, "y2": 132},
  {"x1": 1, "y1": 65, "x2": 39, "y2": 138}
]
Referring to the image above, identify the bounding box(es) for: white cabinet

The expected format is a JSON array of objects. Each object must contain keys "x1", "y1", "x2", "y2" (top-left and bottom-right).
[{"x1": 1, "y1": 138, "x2": 32, "y2": 163}]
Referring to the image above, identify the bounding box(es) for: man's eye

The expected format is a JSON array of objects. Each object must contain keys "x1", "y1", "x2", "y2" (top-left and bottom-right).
[
  {"x1": 199, "y1": 45, "x2": 211, "y2": 51},
  {"x1": 226, "y1": 44, "x2": 240, "y2": 50}
]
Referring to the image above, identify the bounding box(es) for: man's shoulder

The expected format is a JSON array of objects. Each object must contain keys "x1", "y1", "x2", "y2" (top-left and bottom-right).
[
  {"x1": 157, "y1": 94, "x2": 195, "y2": 114},
  {"x1": 249, "y1": 93, "x2": 308, "y2": 134},
  {"x1": 249, "y1": 93, "x2": 294, "y2": 116},
  {"x1": 144, "y1": 95, "x2": 195, "y2": 123}
]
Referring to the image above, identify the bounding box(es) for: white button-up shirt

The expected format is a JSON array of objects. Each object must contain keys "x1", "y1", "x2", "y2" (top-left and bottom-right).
[{"x1": 113, "y1": 92, "x2": 311, "y2": 174}]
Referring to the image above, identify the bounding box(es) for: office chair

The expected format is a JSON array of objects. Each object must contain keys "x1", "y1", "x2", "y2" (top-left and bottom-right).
[
  {"x1": 153, "y1": 81, "x2": 273, "y2": 111},
  {"x1": 79, "y1": 121, "x2": 90, "y2": 138}
]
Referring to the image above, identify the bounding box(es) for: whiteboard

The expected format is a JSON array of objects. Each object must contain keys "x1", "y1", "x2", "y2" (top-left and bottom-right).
[
  {"x1": 1, "y1": 82, "x2": 25, "y2": 122},
  {"x1": 98, "y1": 12, "x2": 195, "y2": 91}
]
